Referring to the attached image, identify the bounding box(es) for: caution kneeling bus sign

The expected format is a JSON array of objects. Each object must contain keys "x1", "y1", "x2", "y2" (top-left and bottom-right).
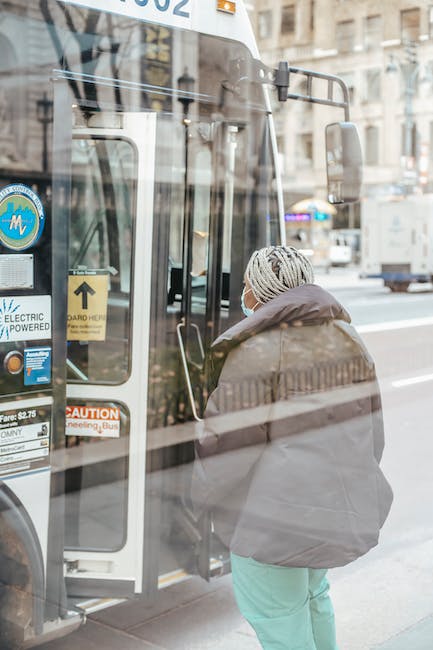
[{"x1": 66, "y1": 405, "x2": 121, "y2": 438}]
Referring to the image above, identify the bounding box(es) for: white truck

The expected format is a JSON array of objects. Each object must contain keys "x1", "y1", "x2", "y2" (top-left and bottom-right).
[{"x1": 361, "y1": 195, "x2": 433, "y2": 292}]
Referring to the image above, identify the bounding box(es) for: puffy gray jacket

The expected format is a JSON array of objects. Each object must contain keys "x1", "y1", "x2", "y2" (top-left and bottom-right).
[{"x1": 192, "y1": 284, "x2": 393, "y2": 568}]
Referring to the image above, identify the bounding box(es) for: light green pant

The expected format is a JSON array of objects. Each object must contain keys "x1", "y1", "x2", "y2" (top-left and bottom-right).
[{"x1": 231, "y1": 553, "x2": 339, "y2": 650}]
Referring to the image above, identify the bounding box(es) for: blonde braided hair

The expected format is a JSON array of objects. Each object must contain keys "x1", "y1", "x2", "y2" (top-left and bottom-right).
[{"x1": 245, "y1": 246, "x2": 314, "y2": 304}]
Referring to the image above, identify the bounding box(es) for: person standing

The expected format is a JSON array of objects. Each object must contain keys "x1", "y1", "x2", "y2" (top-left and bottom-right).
[{"x1": 192, "y1": 246, "x2": 393, "y2": 650}]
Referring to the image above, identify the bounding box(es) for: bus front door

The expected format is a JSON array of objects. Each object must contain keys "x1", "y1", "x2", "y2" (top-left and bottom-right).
[
  {"x1": 52, "y1": 82, "x2": 157, "y2": 598},
  {"x1": 144, "y1": 118, "x2": 264, "y2": 589}
]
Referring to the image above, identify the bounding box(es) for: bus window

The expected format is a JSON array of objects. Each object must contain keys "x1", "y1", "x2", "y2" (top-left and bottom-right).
[
  {"x1": 68, "y1": 136, "x2": 136, "y2": 384},
  {"x1": 64, "y1": 401, "x2": 130, "y2": 552}
]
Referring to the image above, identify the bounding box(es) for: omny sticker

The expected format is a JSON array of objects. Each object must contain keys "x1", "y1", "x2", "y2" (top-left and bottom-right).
[
  {"x1": 0, "y1": 296, "x2": 51, "y2": 342},
  {"x1": 67, "y1": 271, "x2": 109, "y2": 341},
  {"x1": 0, "y1": 406, "x2": 50, "y2": 474},
  {"x1": 66, "y1": 405, "x2": 121, "y2": 438}
]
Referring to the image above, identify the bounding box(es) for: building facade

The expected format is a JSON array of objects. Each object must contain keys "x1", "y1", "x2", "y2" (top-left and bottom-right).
[{"x1": 252, "y1": 0, "x2": 433, "y2": 225}]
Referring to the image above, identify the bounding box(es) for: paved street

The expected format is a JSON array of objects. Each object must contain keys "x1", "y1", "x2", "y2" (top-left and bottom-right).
[{"x1": 44, "y1": 269, "x2": 433, "y2": 650}]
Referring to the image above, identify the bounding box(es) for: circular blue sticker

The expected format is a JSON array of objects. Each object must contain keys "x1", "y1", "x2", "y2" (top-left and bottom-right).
[{"x1": 0, "y1": 184, "x2": 45, "y2": 251}]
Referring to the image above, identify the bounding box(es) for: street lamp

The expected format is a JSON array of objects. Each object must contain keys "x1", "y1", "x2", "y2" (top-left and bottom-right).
[
  {"x1": 385, "y1": 41, "x2": 432, "y2": 192},
  {"x1": 177, "y1": 68, "x2": 195, "y2": 121},
  {"x1": 177, "y1": 69, "x2": 195, "y2": 322},
  {"x1": 36, "y1": 92, "x2": 54, "y2": 173}
]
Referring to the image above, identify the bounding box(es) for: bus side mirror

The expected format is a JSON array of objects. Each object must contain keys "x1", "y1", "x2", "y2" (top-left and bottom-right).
[{"x1": 325, "y1": 122, "x2": 362, "y2": 204}]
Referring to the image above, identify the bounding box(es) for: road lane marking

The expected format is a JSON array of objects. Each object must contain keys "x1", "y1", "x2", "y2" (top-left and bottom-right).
[
  {"x1": 357, "y1": 316, "x2": 433, "y2": 333},
  {"x1": 392, "y1": 373, "x2": 433, "y2": 388}
]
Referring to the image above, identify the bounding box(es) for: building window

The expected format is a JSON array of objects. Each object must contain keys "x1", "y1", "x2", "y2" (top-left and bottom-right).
[
  {"x1": 336, "y1": 20, "x2": 355, "y2": 53},
  {"x1": 429, "y1": 122, "x2": 433, "y2": 163},
  {"x1": 338, "y1": 71, "x2": 355, "y2": 104},
  {"x1": 401, "y1": 8, "x2": 420, "y2": 42},
  {"x1": 281, "y1": 5, "x2": 295, "y2": 36},
  {"x1": 400, "y1": 63, "x2": 419, "y2": 98},
  {"x1": 296, "y1": 132, "x2": 313, "y2": 167},
  {"x1": 364, "y1": 15, "x2": 382, "y2": 50},
  {"x1": 430, "y1": 6, "x2": 433, "y2": 39},
  {"x1": 310, "y1": 0, "x2": 315, "y2": 32},
  {"x1": 365, "y1": 125, "x2": 379, "y2": 165},
  {"x1": 401, "y1": 122, "x2": 418, "y2": 158},
  {"x1": 277, "y1": 135, "x2": 285, "y2": 174},
  {"x1": 258, "y1": 10, "x2": 272, "y2": 39},
  {"x1": 364, "y1": 68, "x2": 381, "y2": 103}
]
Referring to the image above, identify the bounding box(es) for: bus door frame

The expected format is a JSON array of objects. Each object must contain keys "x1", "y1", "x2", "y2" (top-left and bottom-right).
[{"x1": 52, "y1": 77, "x2": 157, "y2": 598}]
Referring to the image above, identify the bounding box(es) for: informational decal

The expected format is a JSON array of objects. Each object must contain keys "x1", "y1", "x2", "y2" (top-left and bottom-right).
[
  {"x1": 66, "y1": 405, "x2": 121, "y2": 438},
  {"x1": 0, "y1": 184, "x2": 45, "y2": 251},
  {"x1": 67, "y1": 271, "x2": 109, "y2": 341},
  {"x1": 62, "y1": 0, "x2": 193, "y2": 29},
  {"x1": 0, "y1": 405, "x2": 51, "y2": 475},
  {"x1": 0, "y1": 254, "x2": 34, "y2": 290},
  {"x1": 24, "y1": 347, "x2": 51, "y2": 386},
  {"x1": 0, "y1": 296, "x2": 51, "y2": 342}
]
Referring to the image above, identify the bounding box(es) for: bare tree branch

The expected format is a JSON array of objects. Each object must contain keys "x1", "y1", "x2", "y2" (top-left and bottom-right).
[
  {"x1": 39, "y1": 0, "x2": 81, "y2": 100},
  {"x1": 57, "y1": 1, "x2": 78, "y2": 37},
  {"x1": 106, "y1": 13, "x2": 122, "y2": 107}
]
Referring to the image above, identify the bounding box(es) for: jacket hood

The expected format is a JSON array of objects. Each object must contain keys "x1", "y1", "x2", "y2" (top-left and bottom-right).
[{"x1": 213, "y1": 284, "x2": 350, "y2": 355}]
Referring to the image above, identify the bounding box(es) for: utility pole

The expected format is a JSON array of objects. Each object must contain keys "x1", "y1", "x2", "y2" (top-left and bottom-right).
[{"x1": 386, "y1": 40, "x2": 419, "y2": 193}]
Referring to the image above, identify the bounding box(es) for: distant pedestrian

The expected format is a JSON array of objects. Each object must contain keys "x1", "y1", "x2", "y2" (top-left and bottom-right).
[{"x1": 193, "y1": 245, "x2": 393, "y2": 650}]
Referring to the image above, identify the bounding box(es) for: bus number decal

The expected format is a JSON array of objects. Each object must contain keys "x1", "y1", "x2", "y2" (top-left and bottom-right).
[
  {"x1": 65, "y1": 1, "x2": 191, "y2": 24},
  {"x1": 173, "y1": 0, "x2": 190, "y2": 17},
  {"x1": 129, "y1": 0, "x2": 190, "y2": 17},
  {"x1": 154, "y1": 0, "x2": 170, "y2": 11}
]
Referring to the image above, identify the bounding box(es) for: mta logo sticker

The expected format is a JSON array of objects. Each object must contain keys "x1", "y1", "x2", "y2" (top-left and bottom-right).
[{"x1": 0, "y1": 184, "x2": 45, "y2": 251}]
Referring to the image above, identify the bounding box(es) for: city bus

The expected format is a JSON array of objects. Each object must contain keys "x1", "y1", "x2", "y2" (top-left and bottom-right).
[{"x1": 0, "y1": 1, "x2": 361, "y2": 647}]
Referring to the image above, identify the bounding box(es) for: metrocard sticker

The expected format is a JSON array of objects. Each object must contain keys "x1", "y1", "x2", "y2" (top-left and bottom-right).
[
  {"x1": 66, "y1": 405, "x2": 121, "y2": 438},
  {"x1": 0, "y1": 296, "x2": 51, "y2": 342},
  {"x1": 67, "y1": 271, "x2": 109, "y2": 341}
]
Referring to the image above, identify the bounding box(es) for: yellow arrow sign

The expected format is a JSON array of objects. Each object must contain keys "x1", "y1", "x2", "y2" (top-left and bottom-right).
[{"x1": 67, "y1": 272, "x2": 109, "y2": 341}]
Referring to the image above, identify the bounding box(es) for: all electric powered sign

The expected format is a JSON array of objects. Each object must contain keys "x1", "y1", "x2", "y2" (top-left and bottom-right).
[{"x1": 0, "y1": 296, "x2": 51, "y2": 342}]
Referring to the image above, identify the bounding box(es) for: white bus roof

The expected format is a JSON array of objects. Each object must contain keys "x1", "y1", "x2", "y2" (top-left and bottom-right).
[{"x1": 61, "y1": 0, "x2": 259, "y2": 57}]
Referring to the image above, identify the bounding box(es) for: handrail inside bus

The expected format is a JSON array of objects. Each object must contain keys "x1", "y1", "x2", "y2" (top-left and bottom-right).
[
  {"x1": 66, "y1": 358, "x2": 88, "y2": 382},
  {"x1": 176, "y1": 320, "x2": 203, "y2": 423}
]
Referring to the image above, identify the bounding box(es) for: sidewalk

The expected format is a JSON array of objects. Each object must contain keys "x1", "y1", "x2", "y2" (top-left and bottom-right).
[
  {"x1": 375, "y1": 616, "x2": 433, "y2": 650},
  {"x1": 315, "y1": 266, "x2": 433, "y2": 293},
  {"x1": 314, "y1": 266, "x2": 382, "y2": 291},
  {"x1": 46, "y1": 534, "x2": 433, "y2": 650},
  {"x1": 91, "y1": 531, "x2": 433, "y2": 649}
]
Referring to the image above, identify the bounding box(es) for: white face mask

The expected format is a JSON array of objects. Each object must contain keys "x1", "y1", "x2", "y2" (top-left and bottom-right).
[{"x1": 241, "y1": 287, "x2": 259, "y2": 317}]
